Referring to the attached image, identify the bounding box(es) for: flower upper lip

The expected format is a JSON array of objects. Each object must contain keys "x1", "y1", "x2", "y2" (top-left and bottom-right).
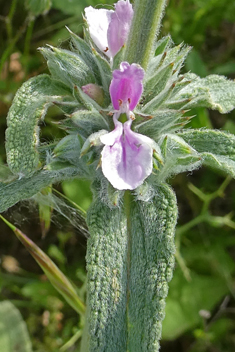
[{"x1": 110, "y1": 62, "x2": 145, "y2": 111}]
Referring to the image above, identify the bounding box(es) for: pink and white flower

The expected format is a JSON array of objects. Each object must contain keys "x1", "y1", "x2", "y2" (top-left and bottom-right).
[
  {"x1": 84, "y1": 0, "x2": 133, "y2": 59},
  {"x1": 100, "y1": 62, "x2": 155, "y2": 190}
]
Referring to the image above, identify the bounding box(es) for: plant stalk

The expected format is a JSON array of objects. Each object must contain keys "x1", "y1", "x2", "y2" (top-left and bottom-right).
[
  {"x1": 124, "y1": 190, "x2": 132, "y2": 348},
  {"x1": 125, "y1": 0, "x2": 168, "y2": 69}
]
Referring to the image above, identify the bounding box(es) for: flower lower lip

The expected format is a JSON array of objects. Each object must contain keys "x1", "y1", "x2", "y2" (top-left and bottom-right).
[{"x1": 101, "y1": 112, "x2": 153, "y2": 190}]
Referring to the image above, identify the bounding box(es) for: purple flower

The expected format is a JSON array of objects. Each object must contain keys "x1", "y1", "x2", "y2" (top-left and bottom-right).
[
  {"x1": 110, "y1": 62, "x2": 144, "y2": 111},
  {"x1": 84, "y1": 0, "x2": 133, "y2": 59},
  {"x1": 100, "y1": 62, "x2": 154, "y2": 190}
]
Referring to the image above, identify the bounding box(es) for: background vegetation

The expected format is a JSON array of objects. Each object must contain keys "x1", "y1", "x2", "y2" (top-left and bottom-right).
[{"x1": 0, "y1": 0, "x2": 235, "y2": 351}]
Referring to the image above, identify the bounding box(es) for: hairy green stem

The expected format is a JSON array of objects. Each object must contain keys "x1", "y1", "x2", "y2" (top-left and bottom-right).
[
  {"x1": 125, "y1": 0, "x2": 168, "y2": 69},
  {"x1": 124, "y1": 190, "x2": 132, "y2": 348},
  {"x1": 84, "y1": 182, "x2": 177, "y2": 352}
]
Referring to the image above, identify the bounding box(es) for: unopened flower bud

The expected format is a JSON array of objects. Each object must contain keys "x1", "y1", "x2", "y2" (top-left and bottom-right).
[{"x1": 82, "y1": 83, "x2": 104, "y2": 106}]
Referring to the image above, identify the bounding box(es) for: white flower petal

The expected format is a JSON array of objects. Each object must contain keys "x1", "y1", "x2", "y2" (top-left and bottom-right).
[
  {"x1": 84, "y1": 6, "x2": 113, "y2": 58},
  {"x1": 101, "y1": 119, "x2": 153, "y2": 190}
]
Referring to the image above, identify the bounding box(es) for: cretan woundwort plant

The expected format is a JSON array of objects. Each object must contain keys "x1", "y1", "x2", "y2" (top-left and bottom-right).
[{"x1": 1, "y1": 1, "x2": 235, "y2": 351}]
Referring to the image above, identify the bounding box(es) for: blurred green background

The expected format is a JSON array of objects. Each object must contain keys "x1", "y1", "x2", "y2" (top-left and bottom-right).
[{"x1": 0, "y1": 0, "x2": 235, "y2": 351}]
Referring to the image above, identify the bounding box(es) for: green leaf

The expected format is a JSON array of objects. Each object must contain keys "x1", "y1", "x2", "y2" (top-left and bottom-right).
[
  {"x1": 178, "y1": 129, "x2": 235, "y2": 157},
  {"x1": 70, "y1": 109, "x2": 109, "y2": 138},
  {"x1": 91, "y1": 50, "x2": 112, "y2": 106},
  {"x1": 51, "y1": 134, "x2": 88, "y2": 168},
  {"x1": 154, "y1": 35, "x2": 172, "y2": 56},
  {"x1": 144, "y1": 63, "x2": 174, "y2": 105},
  {"x1": 83, "y1": 182, "x2": 177, "y2": 352},
  {"x1": 135, "y1": 109, "x2": 185, "y2": 140},
  {"x1": 142, "y1": 42, "x2": 191, "y2": 113},
  {"x1": 67, "y1": 28, "x2": 102, "y2": 83},
  {"x1": 0, "y1": 167, "x2": 87, "y2": 213},
  {"x1": 162, "y1": 270, "x2": 229, "y2": 340},
  {"x1": 201, "y1": 153, "x2": 235, "y2": 178},
  {"x1": 5, "y1": 74, "x2": 66, "y2": 175},
  {"x1": 39, "y1": 46, "x2": 96, "y2": 90},
  {"x1": 0, "y1": 165, "x2": 17, "y2": 183},
  {"x1": 0, "y1": 301, "x2": 32, "y2": 352},
  {"x1": 174, "y1": 73, "x2": 235, "y2": 113},
  {"x1": 25, "y1": 0, "x2": 51, "y2": 16},
  {"x1": 157, "y1": 134, "x2": 202, "y2": 180},
  {"x1": 163, "y1": 44, "x2": 188, "y2": 67},
  {"x1": 141, "y1": 85, "x2": 175, "y2": 114},
  {"x1": 178, "y1": 129, "x2": 235, "y2": 177},
  {"x1": 69, "y1": 27, "x2": 112, "y2": 106}
]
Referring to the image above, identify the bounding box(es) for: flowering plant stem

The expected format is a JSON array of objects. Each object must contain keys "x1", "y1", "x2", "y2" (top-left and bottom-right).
[
  {"x1": 125, "y1": 0, "x2": 168, "y2": 69},
  {"x1": 84, "y1": 182, "x2": 177, "y2": 351}
]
